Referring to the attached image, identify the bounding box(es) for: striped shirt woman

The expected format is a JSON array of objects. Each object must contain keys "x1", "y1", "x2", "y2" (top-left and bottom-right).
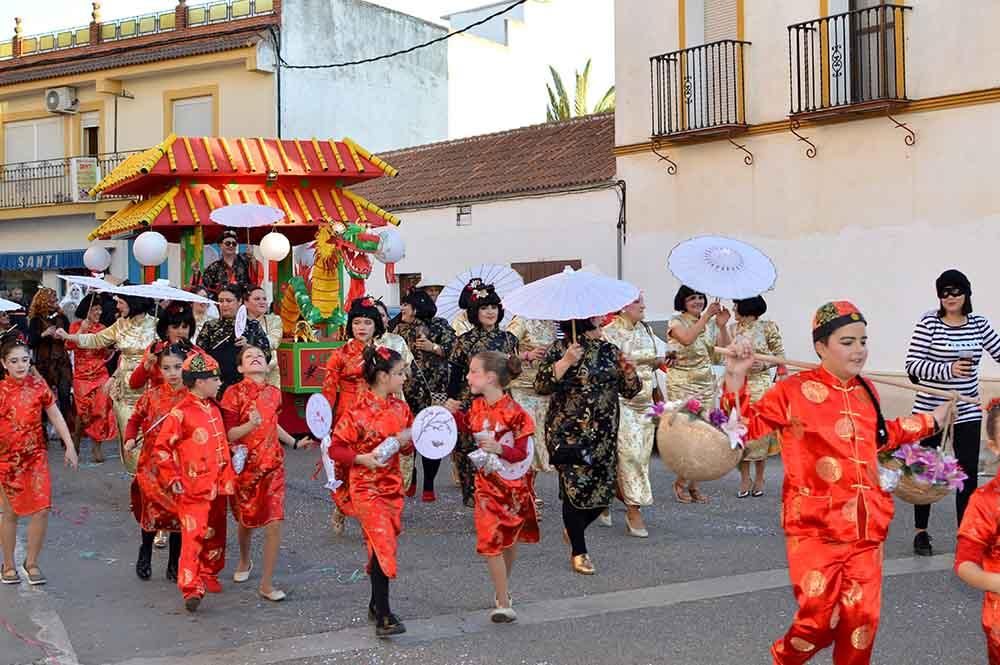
[{"x1": 904, "y1": 269, "x2": 1000, "y2": 557}]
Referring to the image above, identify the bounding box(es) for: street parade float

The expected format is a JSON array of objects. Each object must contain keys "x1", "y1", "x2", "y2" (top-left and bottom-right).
[{"x1": 87, "y1": 134, "x2": 405, "y2": 428}]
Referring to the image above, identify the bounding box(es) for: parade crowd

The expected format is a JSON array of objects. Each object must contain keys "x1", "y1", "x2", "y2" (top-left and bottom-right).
[{"x1": 4, "y1": 254, "x2": 1000, "y2": 664}]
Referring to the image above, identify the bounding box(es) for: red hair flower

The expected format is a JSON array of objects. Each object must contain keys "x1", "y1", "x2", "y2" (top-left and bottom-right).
[
  {"x1": 361, "y1": 296, "x2": 375, "y2": 308},
  {"x1": 376, "y1": 346, "x2": 392, "y2": 361}
]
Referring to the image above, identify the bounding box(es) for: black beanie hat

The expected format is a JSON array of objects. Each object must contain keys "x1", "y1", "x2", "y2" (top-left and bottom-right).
[{"x1": 936, "y1": 269, "x2": 971, "y2": 297}]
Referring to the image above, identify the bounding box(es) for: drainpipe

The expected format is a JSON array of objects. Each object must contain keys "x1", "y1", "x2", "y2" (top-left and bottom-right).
[{"x1": 615, "y1": 179, "x2": 626, "y2": 280}]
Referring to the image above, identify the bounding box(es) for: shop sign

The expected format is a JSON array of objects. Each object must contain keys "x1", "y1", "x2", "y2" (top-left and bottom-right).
[
  {"x1": 0, "y1": 250, "x2": 86, "y2": 270},
  {"x1": 70, "y1": 158, "x2": 100, "y2": 203}
]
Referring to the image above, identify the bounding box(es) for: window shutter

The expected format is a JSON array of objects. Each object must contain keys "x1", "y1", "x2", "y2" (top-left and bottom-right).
[
  {"x1": 172, "y1": 96, "x2": 213, "y2": 136},
  {"x1": 704, "y1": 0, "x2": 738, "y2": 43}
]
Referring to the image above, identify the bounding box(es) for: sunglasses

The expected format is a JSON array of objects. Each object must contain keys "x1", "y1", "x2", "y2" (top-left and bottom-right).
[
  {"x1": 222, "y1": 240, "x2": 237, "y2": 247},
  {"x1": 939, "y1": 287, "x2": 964, "y2": 298}
]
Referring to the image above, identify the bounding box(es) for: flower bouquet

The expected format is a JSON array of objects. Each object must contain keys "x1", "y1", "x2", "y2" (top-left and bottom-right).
[
  {"x1": 652, "y1": 398, "x2": 745, "y2": 482},
  {"x1": 878, "y1": 443, "x2": 967, "y2": 506}
]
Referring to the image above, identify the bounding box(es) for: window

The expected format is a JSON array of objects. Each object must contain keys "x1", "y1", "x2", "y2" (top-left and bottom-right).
[
  {"x1": 510, "y1": 260, "x2": 581, "y2": 285},
  {"x1": 703, "y1": 0, "x2": 738, "y2": 43},
  {"x1": 172, "y1": 96, "x2": 213, "y2": 136},
  {"x1": 80, "y1": 111, "x2": 99, "y2": 156},
  {"x1": 4, "y1": 116, "x2": 64, "y2": 164}
]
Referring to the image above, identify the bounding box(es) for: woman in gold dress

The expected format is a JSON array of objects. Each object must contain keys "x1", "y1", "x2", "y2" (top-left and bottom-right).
[
  {"x1": 665, "y1": 286, "x2": 730, "y2": 503},
  {"x1": 57, "y1": 292, "x2": 158, "y2": 470},
  {"x1": 602, "y1": 294, "x2": 668, "y2": 536},
  {"x1": 729, "y1": 296, "x2": 785, "y2": 498},
  {"x1": 506, "y1": 317, "x2": 555, "y2": 471}
]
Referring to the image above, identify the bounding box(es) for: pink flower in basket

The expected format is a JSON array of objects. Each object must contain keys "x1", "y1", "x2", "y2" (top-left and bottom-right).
[
  {"x1": 646, "y1": 401, "x2": 666, "y2": 421},
  {"x1": 684, "y1": 398, "x2": 702, "y2": 414}
]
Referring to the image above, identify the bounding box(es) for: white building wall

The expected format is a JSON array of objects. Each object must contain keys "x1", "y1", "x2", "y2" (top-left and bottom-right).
[
  {"x1": 280, "y1": 0, "x2": 448, "y2": 152},
  {"x1": 363, "y1": 187, "x2": 621, "y2": 303},
  {"x1": 448, "y1": 0, "x2": 615, "y2": 139},
  {"x1": 614, "y1": 0, "x2": 1000, "y2": 385}
]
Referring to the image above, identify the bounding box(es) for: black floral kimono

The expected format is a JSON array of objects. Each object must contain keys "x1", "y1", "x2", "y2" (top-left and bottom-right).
[
  {"x1": 395, "y1": 316, "x2": 456, "y2": 413},
  {"x1": 197, "y1": 316, "x2": 270, "y2": 396},
  {"x1": 447, "y1": 326, "x2": 519, "y2": 503},
  {"x1": 534, "y1": 337, "x2": 641, "y2": 510}
]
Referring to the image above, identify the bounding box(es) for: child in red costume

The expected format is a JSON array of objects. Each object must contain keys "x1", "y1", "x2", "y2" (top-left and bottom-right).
[
  {"x1": 149, "y1": 349, "x2": 236, "y2": 612},
  {"x1": 221, "y1": 345, "x2": 315, "y2": 602},
  {"x1": 322, "y1": 296, "x2": 386, "y2": 535},
  {"x1": 124, "y1": 342, "x2": 191, "y2": 582},
  {"x1": 722, "y1": 301, "x2": 948, "y2": 665},
  {"x1": 128, "y1": 303, "x2": 198, "y2": 391},
  {"x1": 0, "y1": 338, "x2": 78, "y2": 586},
  {"x1": 328, "y1": 346, "x2": 413, "y2": 637},
  {"x1": 955, "y1": 400, "x2": 1000, "y2": 664},
  {"x1": 457, "y1": 351, "x2": 538, "y2": 624},
  {"x1": 66, "y1": 294, "x2": 117, "y2": 463}
]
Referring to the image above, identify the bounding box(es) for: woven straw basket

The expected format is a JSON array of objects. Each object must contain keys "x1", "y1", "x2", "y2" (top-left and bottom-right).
[
  {"x1": 657, "y1": 411, "x2": 742, "y2": 482},
  {"x1": 890, "y1": 402, "x2": 956, "y2": 506}
]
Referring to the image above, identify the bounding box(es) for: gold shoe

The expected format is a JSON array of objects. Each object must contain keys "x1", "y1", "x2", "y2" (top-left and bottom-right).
[{"x1": 571, "y1": 554, "x2": 595, "y2": 575}]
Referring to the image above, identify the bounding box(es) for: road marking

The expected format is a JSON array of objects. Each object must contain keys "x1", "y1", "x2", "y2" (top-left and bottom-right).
[
  {"x1": 109, "y1": 553, "x2": 954, "y2": 665},
  {"x1": 13, "y1": 538, "x2": 81, "y2": 665}
]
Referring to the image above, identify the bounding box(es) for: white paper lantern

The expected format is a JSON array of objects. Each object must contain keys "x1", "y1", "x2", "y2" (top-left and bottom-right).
[
  {"x1": 259, "y1": 231, "x2": 291, "y2": 261},
  {"x1": 373, "y1": 226, "x2": 405, "y2": 264},
  {"x1": 83, "y1": 246, "x2": 112, "y2": 272},
  {"x1": 133, "y1": 231, "x2": 168, "y2": 267}
]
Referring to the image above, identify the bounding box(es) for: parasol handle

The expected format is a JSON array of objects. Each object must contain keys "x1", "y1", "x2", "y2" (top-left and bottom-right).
[{"x1": 713, "y1": 347, "x2": 980, "y2": 406}]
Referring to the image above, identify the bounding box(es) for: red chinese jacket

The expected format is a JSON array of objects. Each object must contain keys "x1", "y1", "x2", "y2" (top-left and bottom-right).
[
  {"x1": 722, "y1": 366, "x2": 935, "y2": 543},
  {"x1": 322, "y1": 338, "x2": 367, "y2": 419},
  {"x1": 150, "y1": 392, "x2": 236, "y2": 502}
]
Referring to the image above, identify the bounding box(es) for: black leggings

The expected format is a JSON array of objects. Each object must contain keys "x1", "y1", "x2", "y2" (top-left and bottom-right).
[
  {"x1": 562, "y1": 502, "x2": 604, "y2": 556},
  {"x1": 139, "y1": 530, "x2": 181, "y2": 566},
  {"x1": 369, "y1": 553, "x2": 391, "y2": 621},
  {"x1": 914, "y1": 419, "x2": 982, "y2": 529},
  {"x1": 420, "y1": 456, "x2": 441, "y2": 492}
]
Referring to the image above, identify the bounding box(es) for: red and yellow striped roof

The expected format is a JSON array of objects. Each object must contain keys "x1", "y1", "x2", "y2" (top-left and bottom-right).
[
  {"x1": 92, "y1": 134, "x2": 398, "y2": 196},
  {"x1": 88, "y1": 181, "x2": 399, "y2": 242}
]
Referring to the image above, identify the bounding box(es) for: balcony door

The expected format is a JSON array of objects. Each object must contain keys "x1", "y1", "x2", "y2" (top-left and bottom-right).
[
  {"x1": 825, "y1": 0, "x2": 902, "y2": 107},
  {"x1": 3, "y1": 116, "x2": 68, "y2": 206},
  {"x1": 680, "y1": 0, "x2": 741, "y2": 131}
]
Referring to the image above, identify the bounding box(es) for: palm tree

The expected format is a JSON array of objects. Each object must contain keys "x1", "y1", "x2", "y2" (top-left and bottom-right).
[{"x1": 545, "y1": 59, "x2": 615, "y2": 121}]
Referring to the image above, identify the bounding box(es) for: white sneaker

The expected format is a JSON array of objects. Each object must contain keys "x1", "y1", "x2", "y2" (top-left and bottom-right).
[
  {"x1": 597, "y1": 511, "x2": 612, "y2": 528},
  {"x1": 490, "y1": 603, "x2": 517, "y2": 623}
]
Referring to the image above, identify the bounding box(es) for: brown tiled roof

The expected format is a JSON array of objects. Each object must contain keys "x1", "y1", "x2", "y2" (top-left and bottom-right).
[
  {"x1": 0, "y1": 16, "x2": 274, "y2": 86},
  {"x1": 352, "y1": 113, "x2": 616, "y2": 210}
]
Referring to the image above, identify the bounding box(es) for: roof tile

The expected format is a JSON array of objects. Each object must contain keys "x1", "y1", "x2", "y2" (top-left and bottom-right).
[{"x1": 351, "y1": 113, "x2": 615, "y2": 210}]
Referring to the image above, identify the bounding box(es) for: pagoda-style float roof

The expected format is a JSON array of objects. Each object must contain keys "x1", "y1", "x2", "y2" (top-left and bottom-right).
[{"x1": 92, "y1": 134, "x2": 398, "y2": 196}]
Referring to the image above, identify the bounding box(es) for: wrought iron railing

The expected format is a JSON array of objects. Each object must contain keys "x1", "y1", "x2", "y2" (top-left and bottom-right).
[
  {"x1": 788, "y1": 4, "x2": 911, "y2": 116},
  {"x1": 650, "y1": 40, "x2": 750, "y2": 138},
  {"x1": 0, "y1": 152, "x2": 141, "y2": 209}
]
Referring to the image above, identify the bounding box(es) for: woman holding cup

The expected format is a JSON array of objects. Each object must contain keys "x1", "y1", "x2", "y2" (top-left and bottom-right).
[{"x1": 904, "y1": 269, "x2": 1000, "y2": 556}]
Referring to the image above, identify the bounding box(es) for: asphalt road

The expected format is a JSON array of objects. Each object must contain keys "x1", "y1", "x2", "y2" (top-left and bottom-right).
[{"x1": 0, "y1": 440, "x2": 986, "y2": 665}]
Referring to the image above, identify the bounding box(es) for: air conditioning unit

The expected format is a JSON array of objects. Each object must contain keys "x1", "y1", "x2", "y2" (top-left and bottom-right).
[{"x1": 44, "y1": 86, "x2": 78, "y2": 114}]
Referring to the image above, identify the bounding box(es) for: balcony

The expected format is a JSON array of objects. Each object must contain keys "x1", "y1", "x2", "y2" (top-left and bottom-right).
[
  {"x1": 650, "y1": 40, "x2": 750, "y2": 140},
  {"x1": 788, "y1": 4, "x2": 911, "y2": 119},
  {"x1": 0, "y1": 152, "x2": 141, "y2": 210}
]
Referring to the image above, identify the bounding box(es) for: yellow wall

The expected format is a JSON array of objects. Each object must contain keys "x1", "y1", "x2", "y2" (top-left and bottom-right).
[{"x1": 0, "y1": 49, "x2": 274, "y2": 159}]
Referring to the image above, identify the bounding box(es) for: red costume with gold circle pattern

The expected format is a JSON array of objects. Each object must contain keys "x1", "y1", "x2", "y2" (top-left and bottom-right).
[{"x1": 955, "y1": 476, "x2": 1000, "y2": 664}]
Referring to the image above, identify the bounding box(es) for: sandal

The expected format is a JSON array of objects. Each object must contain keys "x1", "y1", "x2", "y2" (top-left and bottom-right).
[
  {"x1": 1, "y1": 565, "x2": 19, "y2": 585},
  {"x1": 688, "y1": 487, "x2": 709, "y2": 504},
  {"x1": 673, "y1": 481, "x2": 693, "y2": 504},
  {"x1": 21, "y1": 562, "x2": 46, "y2": 586}
]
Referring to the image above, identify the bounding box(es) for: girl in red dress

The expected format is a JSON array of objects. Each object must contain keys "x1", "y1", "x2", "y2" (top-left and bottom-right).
[
  {"x1": 460, "y1": 351, "x2": 538, "y2": 624},
  {"x1": 328, "y1": 346, "x2": 413, "y2": 637},
  {"x1": 0, "y1": 338, "x2": 78, "y2": 586},
  {"x1": 323, "y1": 296, "x2": 385, "y2": 535},
  {"x1": 67, "y1": 294, "x2": 117, "y2": 463},
  {"x1": 956, "y1": 401, "x2": 1000, "y2": 664},
  {"x1": 221, "y1": 346, "x2": 315, "y2": 602},
  {"x1": 124, "y1": 342, "x2": 190, "y2": 582}
]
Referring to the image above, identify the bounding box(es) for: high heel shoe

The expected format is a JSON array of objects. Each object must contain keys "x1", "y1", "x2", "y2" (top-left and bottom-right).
[
  {"x1": 571, "y1": 553, "x2": 595, "y2": 575},
  {"x1": 624, "y1": 512, "x2": 648, "y2": 538}
]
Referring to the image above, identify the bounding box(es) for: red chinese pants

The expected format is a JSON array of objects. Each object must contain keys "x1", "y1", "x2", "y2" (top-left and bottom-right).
[
  {"x1": 772, "y1": 536, "x2": 882, "y2": 665},
  {"x1": 983, "y1": 596, "x2": 1000, "y2": 664},
  {"x1": 175, "y1": 495, "x2": 228, "y2": 599}
]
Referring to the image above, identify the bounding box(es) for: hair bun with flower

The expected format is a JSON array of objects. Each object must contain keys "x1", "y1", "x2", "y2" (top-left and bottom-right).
[{"x1": 376, "y1": 346, "x2": 391, "y2": 361}]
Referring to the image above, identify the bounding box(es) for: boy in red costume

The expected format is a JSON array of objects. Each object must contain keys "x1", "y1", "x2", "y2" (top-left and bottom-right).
[
  {"x1": 955, "y1": 400, "x2": 1000, "y2": 664},
  {"x1": 149, "y1": 350, "x2": 236, "y2": 612},
  {"x1": 722, "y1": 301, "x2": 948, "y2": 665}
]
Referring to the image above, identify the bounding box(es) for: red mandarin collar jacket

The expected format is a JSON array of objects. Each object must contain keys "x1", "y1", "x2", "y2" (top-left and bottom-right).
[{"x1": 722, "y1": 366, "x2": 936, "y2": 543}]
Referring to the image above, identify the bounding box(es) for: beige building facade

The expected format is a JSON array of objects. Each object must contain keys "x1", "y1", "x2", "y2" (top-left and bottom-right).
[{"x1": 614, "y1": 0, "x2": 1000, "y2": 411}]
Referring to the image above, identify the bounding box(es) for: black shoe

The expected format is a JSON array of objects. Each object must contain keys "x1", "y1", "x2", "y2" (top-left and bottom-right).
[
  {"x1": 462, "y1": 494, "x2": 474, "y2": 508},
  {"x1": 913, "y1": 531, "x2": 933, "y2": 556},
  {"x1": 135, "y1": 546, "x2": 152, "y2": 581},
  {"x1": 375, "y1": 613, "x2": 406, "y2": 637},
  {"x1": 184, "y1": 595, "x2": 202, "y2": 613},
  {"x1": 367, "y1": 603, "x2": 376, "y2": 623},
  {"x1": 165, "y1": 560, "x2": 178, "y2": 582}
]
